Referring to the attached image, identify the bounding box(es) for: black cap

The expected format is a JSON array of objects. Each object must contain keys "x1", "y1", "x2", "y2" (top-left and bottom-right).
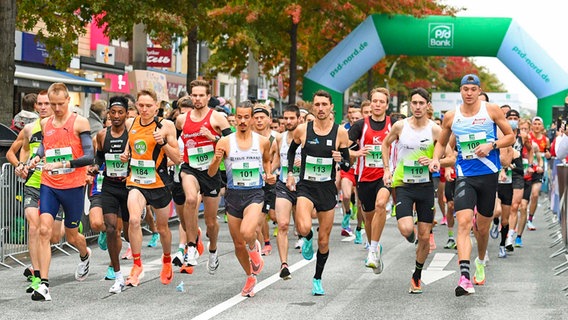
[{"x1": 506, "y1": 109, "x2": 520, "y2": 118}]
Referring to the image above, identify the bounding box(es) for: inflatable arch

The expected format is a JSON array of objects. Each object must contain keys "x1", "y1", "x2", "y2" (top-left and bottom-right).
[{"x1": 303, "y1": 14, "x2": 568, "y2": 125}]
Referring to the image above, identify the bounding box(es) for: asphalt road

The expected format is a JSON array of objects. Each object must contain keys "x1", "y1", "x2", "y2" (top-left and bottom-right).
[{"x1": 2, "y1": 197, "x2": 568, "y2": 320}]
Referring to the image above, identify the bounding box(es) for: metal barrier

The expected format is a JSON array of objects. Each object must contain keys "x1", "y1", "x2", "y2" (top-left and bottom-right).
[{"x1": 0, "y1": 163, "x2": 27, "y2": 268}]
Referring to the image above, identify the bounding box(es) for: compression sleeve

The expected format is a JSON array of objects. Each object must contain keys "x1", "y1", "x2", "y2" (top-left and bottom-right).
[
  {"x1": 95, "y1": 150, "x2": 105, "y2": 166},
  {"x1": 70, "y1": 131, "x2": 95, "y2": 168},
  {"x1": 221, "y1": 128, "x2": 233, "y2": 137},
  {"x1": 338, "y1": 147, "x2": 351, "y2": 172},
  {"x1": 35, "y1": 142, "x2": 45, "y2": 158},
  {"x1": 287, "y1": 140, "x2": 300, "y2": 173}
]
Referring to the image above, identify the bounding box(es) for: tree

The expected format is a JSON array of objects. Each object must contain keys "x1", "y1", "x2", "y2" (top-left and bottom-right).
[{"x1": 0, "y1": 0, "x2": 16, "y2": 125}]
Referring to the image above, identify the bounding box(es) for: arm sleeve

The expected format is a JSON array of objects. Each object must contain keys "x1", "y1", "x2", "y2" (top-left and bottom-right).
[
  {"x1": 287, "y1": 140, "x2": 300, "y2": 172},
  {"x1": 70, "y1": 131, "x2": 95, "y2": 168},
  {"x1": 338, "y1": 146, "x2": 351, "y2": 172},
  {"x1": 35, "y1": 142, "x2": 45, "y2": 158},
  {"x1": 95, "y1": 150, "x2": 105, "y2": 166},
  {"x1": 221, "y1": 128, "x2": 233, "y2": 137}
]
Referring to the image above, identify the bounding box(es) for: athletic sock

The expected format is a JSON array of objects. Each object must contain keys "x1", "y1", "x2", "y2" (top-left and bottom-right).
[
  {"x1": 493, "y1": 217, "x2": 500, "y2": 225},
  {"x1": 305, "y1": 229, "x2": 313, "y2": 241},
  {"x1": 370, "y1": 240, "x2": 379, "y2": 253},
  {"x1": 448, "y1": 230, "x2": 454, "y2": 238},
  {"x1": 33, "y1": 270, "x2": 40, "y2": 278},
  {"x1": 41, "y1": 279, "x2": 49, "y2": 287},
  {"x1": 356, "y1": 226, "x2": 362, "y2": 232},
  {"x1": 500, "y1": 224, "x2": 510, "y2": 246},
  {"x1": 80, "y1": 251, "x2": 89, "y2": 261},
  {"x1": 528, "y1": 215, "x2": 533, "y2": 222},
  {"x1": 314, "y1": 250, "x2": 329, "y2": 280},
  {"x1": 133, "y1": 253, "x2": 142, "y2": 267},
  {"x1": 412, "y1": 261, "x2": 424, "y2": 283},
  {"x1": 459, "y1": 260, "x2": 470, "y2": 280},
  {"x1": 264, "y1": 239, "x2": 270, "y2": 246},
  {"x1": 115, "y1": 271, "x2": 122, "y2": 280},
  {"x1": 163, "y1": 253, "x2": 171, "y2": 264}
]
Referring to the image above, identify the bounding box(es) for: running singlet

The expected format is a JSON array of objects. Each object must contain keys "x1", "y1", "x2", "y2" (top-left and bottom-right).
[
  {"x1": 452, "y1": 101, "x2": 500, "y2": 177},
  {"x1": 300, "y1": 121, "x2": 338, "y2": 182},
  {"x1": 392, "y1": 119, "x2": 434, "y2": 187},
  {"x1": 102, "y1": 127, "x2": 129, "y2": 180},
  {"x1": 126, "y1": 117, "x2": 169, "y2": 188},
  {"x1": 511, "y1": 133, "x2": 524, "y2": 176},
  {"x1": 225, "y1": 132, "x2": 264, "y2": 190},
  {"x1": 356, "y1": 116, "x2": 391, "y2": 182},
  {"x1": 529, "y1": 131, "x2": 547, "y2": 153},
  {"x1": 181, "y1": 108, "x2": 216, "y2": 171},
  {"x1": 41, "y1": 113, "x2": 87, "y2": 189},
  {"x1": 25, "y1": 119, "x2": 43, "y2": 188},
  {"x1": 279, "y1": 131, "x2": 301, "y2": 183}
]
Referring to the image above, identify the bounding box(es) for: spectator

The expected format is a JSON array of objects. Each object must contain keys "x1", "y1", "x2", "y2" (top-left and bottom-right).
[
  {"x1": 11, "y1": 93, "x2": 38, "y2": 133},
  {"x1": 88, "y1": 99, "x2": 107, "y2": 138}
]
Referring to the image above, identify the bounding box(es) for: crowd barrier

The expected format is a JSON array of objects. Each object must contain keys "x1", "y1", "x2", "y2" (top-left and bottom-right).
[{"x1": 0, "y1": 162, "x2": 219, "y2": 269}]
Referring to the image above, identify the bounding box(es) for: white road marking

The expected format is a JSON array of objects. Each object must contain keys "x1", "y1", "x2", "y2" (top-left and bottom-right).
[{"x1": 421, "y1": 252, "x2": 456, "y2": 285}]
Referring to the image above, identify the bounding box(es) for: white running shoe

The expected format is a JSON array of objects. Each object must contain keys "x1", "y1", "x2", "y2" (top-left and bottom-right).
[
  {"x1": 75, "y1": 247, "x2": 91, "y2": 281},
  {"x1": 31, "y1": 283, "x2": 51, "y2": 301},
  {"x1": 109, "y1": 278, "x2": 125, "y2": 294},
  {"x1": 184, "y1": 246, "x2": 199, "y2": 266},
  {"x1": 294, "y1": 238, "x2": 304, "y2": 250},
  {"x1": 206, "y1": 243, "x2": 219, "y2": 275}
]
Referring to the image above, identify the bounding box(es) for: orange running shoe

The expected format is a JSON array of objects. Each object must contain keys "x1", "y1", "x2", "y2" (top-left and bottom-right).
[
  {"x1": 180, "y1": 265, "x2": 194, "y2": 274},
  {"x1": 160, "y1": 261, "x2": 173, "y2": 285},
  {"x1": 125, "y1": 264, "x2": 144, "y2": 287},
  {"x1": 197, "y1": 227, "x2": 204, "y2": 256},
  {"x1": 121, "y1": 247, "x2": 133, "y2": 260},
  {"x1": 241, "y1": 275, "x2": 257, "y2": 297},
  {"x1": 409, "y1": 277, "x2": 423, "y2": 294}
]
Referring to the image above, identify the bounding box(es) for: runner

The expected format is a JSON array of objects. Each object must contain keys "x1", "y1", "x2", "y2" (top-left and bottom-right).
[
  {"x1": 208, "y1": 101, "x2": 275, "y2": 297},
  {"x1": 29, "y1": 83, "x2": 95, "y2": 301},
  {"x1": 286, "y1": 90, "x2": 351, "y2": 296},
  {"x1": 176, "y1": 80, "x2": 232, "y2": 272},
  {"x1": 120, "y1": 88, "x2": 180, "y2": 287},
  {"x1": 429, "y1": 74, "x2": 514, "y2": 296}
]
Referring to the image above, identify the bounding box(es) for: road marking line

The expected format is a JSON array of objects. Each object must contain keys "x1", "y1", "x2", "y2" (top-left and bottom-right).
[{"x1": 191, "y1": 258, "x2": 314, "y2": 320}]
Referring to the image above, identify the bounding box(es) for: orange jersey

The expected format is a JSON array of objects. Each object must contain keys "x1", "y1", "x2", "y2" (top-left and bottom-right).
[
  {"x1": 41, "y1": 114, "x2": 87, "y2": 189},
  {"x1": 126, "y1": 117, "x2": 169, "y2": 189}
]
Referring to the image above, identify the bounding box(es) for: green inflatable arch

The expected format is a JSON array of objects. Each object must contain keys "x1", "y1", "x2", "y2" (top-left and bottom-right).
[{"x1": 303, "y1": 14, "x2": 568, "y2": 125}]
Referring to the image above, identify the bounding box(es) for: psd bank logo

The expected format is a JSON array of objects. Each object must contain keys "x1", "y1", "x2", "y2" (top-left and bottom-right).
[{"x1": 428, "y1": 23, "x2": 454, "y2": 49}]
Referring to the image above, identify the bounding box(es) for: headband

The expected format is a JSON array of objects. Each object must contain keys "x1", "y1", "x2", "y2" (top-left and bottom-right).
[{"x1": 253, "y1": 107, "x2": 270, "y2": 117}]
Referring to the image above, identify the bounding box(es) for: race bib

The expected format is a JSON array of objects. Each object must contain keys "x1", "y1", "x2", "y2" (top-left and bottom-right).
[
  {"x1": 232, "y1": 161, "x2": 261, "y2": 187},
  {"x1": 459, "y1": 132, "x2": 487, "y2": 160},
  {"x1": 105, "y1": 153, "x2": 127, "y2": 177},
  {"x1": 402, "y1": 159, "x2": 429, "y2": 183},
  {"x1": 46, "y1": 147, "x2": 74, "y2": 175},
  {"x1": 304, "y1": 156, "x2": 333, "y2": 182},
  {"x1": 365, "y1": 145, "x2": 383, "y2": 168},
  {"x1": 187, "y1": 145, "x2": 214, "y2": 171},
  {"x1": 280, "y1": 165, "x2": 300, "y2": 183},
  {"x1": 130, "y1": 159, "x2": 156, "y2": 185}
]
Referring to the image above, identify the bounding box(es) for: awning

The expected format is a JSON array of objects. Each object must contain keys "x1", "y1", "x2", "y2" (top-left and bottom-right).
[{"x1": 14, "y1": 65, "x2": 104, "y2": 93}]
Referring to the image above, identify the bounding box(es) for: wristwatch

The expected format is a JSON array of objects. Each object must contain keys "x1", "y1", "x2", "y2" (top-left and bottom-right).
[{"x1": 492, "y1": 142, "x2": 498, "y2": 150}]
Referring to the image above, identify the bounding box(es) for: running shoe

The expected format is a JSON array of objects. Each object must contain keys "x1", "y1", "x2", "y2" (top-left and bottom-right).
[
  {"x1": 125, "y1": 264, "x2": 144, "y2": 287},
  {"x1": 109, "y1": 278, "x2": 125, "y2": 294},
  {"x1": 409, "y1": 277, "x2": 422, "y2": 294},
  {"x1": 341, "y1": 227, "x2": 353, "y2": 237},
  {"x1": 391, "y1": 204, "x2": 397, "y2": 217},
  {"x1": 180, "y1": 265, "x2": 194, "y2": 274},
  {"x1": 172, "y1": 250, "x2": 185, "y2": 267},
  {"x1": 23, "y1": 265, "x2": 33, "y2": 282},
  {"x1": 273, "y1": 225, "x2": 278, "y2": 237},
  {"x1": 280, "y1": 265, "x2": 292, "y2": 280},
  {"x1": 249, "y1": 240, "x2": 264, "y2": 275},
  {"x1": 455, "y1": 275, "x2": 475, "y2": 296},
  {"x1": 121, "y1": 247, "x2": 133, "y2": 260},
  {"x1": 207, "y1": 243, "x2": 219, "y2": 275},
  {"x1": 473, "y1": 257, "x2": 486, "y2": 285},
  {"x1": 184, "y1": 246, "x2": 199, "y2": 266},
  {"x1": 98, "y1": 231, "x2": 108, "y2": 251},
  {"x1": 490, "y1": 222, "x2": 499, "y2": 239},
  {"x1": 515, "y1": 237, "x2": 523, "y2": 248},
  {"x1": 147, "y1": 233, "x2": 160, "y2": 248},
  {"x1": 429, "y1": 233, "x2": 436, "y2": 253},
  {"x1": 197, "y1": 227, "x2": 205, "y2": 255},
  {"x1": 160, "y1": 260, "x2": 173, "y2": 285},
  {"x1": 440, "y1": 217, "x2": 447, "y2": 225},
  {"x1": 241, "y1": 275, "x2": 256, "y2": 297},
  {"x1": 31, "y1": 283, "x2": 51, "y2": 301},
  {"x1": 341, "y1": 214, "x2": 350, "y2": 230},
  {"x1": 498, "y1": 246, "x2": 507, "y2": 258},
  {"x1": 354, "y1": 230, "x2": 363, "y2": 244},
  {"x1": 350, "y1": 203, "x2": 358, "y2": 220},
  {"x1": 223, "y1": 213, "x2": 228, "y2": 223},
  {"x1": 444, "y1": 238, "x2": 457, "y2": 249},
  {"x1": 527, "y1": 220, "x2": 536, "y2": 231},
  {"x1": 105, "y1": 266, "x2": 116, "y2": 280},
  {"x1": 294, "y1": 238, "x2": 304, "y2": 250},
  {"x1": 365, "y1": 250, "x2": 379, "y2": 269},
  {"x1": 261, "y1": 243, "x2": 272, "y2": 256},
  {"x1": 26, "y1": 276, "x2": 41, "y2": 293},
  {"x1": 505, "y1": 234, "x2": 515, "y2": 252},
  {"x1": 312, "y1": 278, "x2": 325, "y2": 296},
  {"x1": 302, "y1": 235, "x2": 314, "y2": 260},
  {"x1": 75, "y1": 247, "x2": 91, "y2": 281}
]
